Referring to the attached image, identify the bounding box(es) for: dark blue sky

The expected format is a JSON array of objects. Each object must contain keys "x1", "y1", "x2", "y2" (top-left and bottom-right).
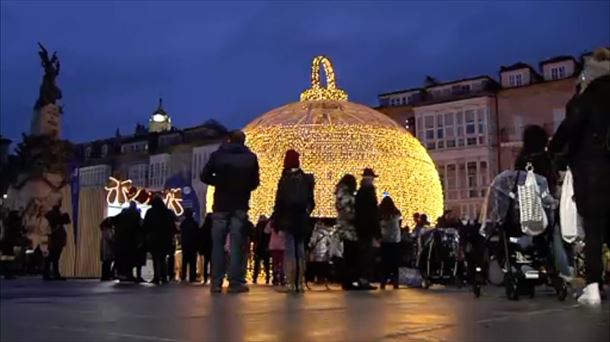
[{"x1": 1, "y1": 1, "x2": 609, "y2": 144}]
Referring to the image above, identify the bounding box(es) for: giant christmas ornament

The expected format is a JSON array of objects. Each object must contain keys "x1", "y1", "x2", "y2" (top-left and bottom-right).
[{"x1": 242, "y1": 56, "x2": 443, "y2": 225}]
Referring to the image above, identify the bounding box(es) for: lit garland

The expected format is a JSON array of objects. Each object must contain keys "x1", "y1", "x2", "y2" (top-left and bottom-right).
[
  {"x1": 104, "y1": 176, "x2": 184, "y2": 216},
  {"x1": 299, "y1": 56, "x2": 348, "y2": 102},
  {"x1": 241, "y1": 57, "x2": 443, "y2": 228}
]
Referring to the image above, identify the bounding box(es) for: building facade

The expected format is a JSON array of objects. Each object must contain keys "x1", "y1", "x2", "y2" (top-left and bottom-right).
[
  {"x1": 377, "y1": 51, "x2": 591, "y2": 219},
  {"x1": 75, "y1": 102, "x2": 227, "y2": 221}
]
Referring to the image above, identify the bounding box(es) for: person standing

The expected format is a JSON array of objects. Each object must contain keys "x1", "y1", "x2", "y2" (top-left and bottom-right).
[
  {"x1": 252, "y1": 215, "x2": 271, "y2": 284},
  {"x1": 180, "y1": 208, "x2": 199, "y2": 283},
  {"x1": 335, "y1": 174, "x2": 358, "y2": 290},
  {"x1": 354, "y1": 168, "x2": 381, "y2": 290},
  {"x1": 1, "y1": 210, "x2": 22, "y2": 280},
  {"x1": 199, "y1": 213, "x2": 213, "y2": 284},
  {"x1": 200, "y1": 130, "x2": 260, "y2": 293},
  {"x1": 114, "y1": 202, "x2": 140, "y2": 281},
  {"x1": 379, "y1": 196, "x2": 401, "y2": 290},
  {"x1": 265, "y1": 217, "x2": 285, "y2": 286},
  {"x1": 144, "y1": 197, "x2": 175, "y2": 284},
  {"x1": 100, "y1": 216, "x2": 116, "y2": 281},
  {"x1": 273, "y1": 150, "x2": 315, "y2": 293},
  {"x1": 44, "y1": 203, "x2": 70, "y2": 281},
  {"x1": 549, "y1": 48, "x2": 610, "y2": 306}
]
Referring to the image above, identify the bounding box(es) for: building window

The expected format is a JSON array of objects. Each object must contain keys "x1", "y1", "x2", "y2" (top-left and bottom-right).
[
  {"x1": 101, "y1": 144, "x2": 108, "y2": 158},
  {"x1": 465, "y1": 110, "x2": 476, "y2": 135},
  {"x1": 551, "y1": 66, "x2": 566, "y2": 80},
  {"x1": 84, "y1": 146, "x2": 92, "y2": 159},
  {"x1": 436, "y1": 114, "x2": 444, "y2": 139},
  {"x1": 509, "y1": 73, "x2": 523, "y2": 87}
]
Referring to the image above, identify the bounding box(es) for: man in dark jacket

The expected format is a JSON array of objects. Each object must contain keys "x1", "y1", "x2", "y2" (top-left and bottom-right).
[
  {"x1": 353, "y1": 168, "x2": 381, "y2": 290},
  {"x1": 201, "y1": 130, "x2": 260, "y2": 293},
  {"x1": 252, "y1": 215, "x2": 270, "y2": 284},
  {"x1": 114, "y1": 202, "x2": 141, "y2": 281},
  {"x1": 44, "y1": 203, "x2": 70, "y2": 280},
  {"x1": 549, "y1": 50, "x2": 610, "y2": 306},
  {"x1": 180, "y1": 208, "x2": 199, "y2": 282}
]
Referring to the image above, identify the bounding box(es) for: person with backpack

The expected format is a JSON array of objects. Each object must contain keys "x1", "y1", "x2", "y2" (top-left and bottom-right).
[
  {"x1": 273, "y1": 149, "x2": 315, "y2": 293},
  {"x1": 201, "y1": 130, "x2": 260, "y2": 294},
  {"x1": 549, "y1": 48, "x2": 610, "y2": 306},
  {"x1": 353, "y1": 168, "x2": 381, "y2": 290}
]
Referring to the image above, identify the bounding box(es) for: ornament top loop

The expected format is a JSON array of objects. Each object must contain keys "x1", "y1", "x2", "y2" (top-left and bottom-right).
[{"x1": 300, "y1": 56, "x2": 348, "y2": 102}]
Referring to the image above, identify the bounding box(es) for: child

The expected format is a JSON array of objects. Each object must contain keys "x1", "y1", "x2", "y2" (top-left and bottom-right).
[
  {"x1": 307, "y1": 219, "x2": 333, "y2": 287},
  {"x1": 265, "y1": 217, "x2": 285, "y2": 286}
]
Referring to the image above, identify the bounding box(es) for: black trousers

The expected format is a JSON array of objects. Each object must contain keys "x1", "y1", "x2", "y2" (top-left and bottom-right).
[
  {"x1": 583, "y1": 214, "x2": 609, "y2": 285},
  {"x1": 43, "y1": 248, "x2": 62, "y2": 279},
  {"x1": 167, "y1": 248, "x2": 176, "y2": 281},
  {"x1": 253, "y1": 252, "x2": 271, "y2": 283},
  {"x1": 101, "y1": 260, "x2": 114, "y2": 280},
  {"x1": 381, "y1": 242, "x2": 400, "y2": 286},
  {"x1": 343, "y1": 240, "x2": 359, "y2": 286},
  {"x1": 181, "y1": 250, "x2": 197, "y2": 282},
  {"x1": 201, "y1": 252, "x2": 211, "y2": 283},
  {"x1": 358, "y1": 239, "x2": 374, "y2": 282},
  {"x1": 152, "y1": 253, "x2": 168, "y2": 282}
]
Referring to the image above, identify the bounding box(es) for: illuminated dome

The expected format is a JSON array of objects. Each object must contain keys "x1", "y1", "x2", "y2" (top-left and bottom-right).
[{"x1": 243, "y1": 56, "x2": 443, "y2": 225}]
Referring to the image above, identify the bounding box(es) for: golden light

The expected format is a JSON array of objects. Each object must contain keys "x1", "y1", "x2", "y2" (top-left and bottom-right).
[
  {"x1": 104, "y1": 177, "x2": 184, "y2": 216},
  {"x1": 243, "y1": 56, "x2": 444, "y2": 226}
]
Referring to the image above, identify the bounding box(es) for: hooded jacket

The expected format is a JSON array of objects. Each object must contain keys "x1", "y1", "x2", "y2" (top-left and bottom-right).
[
  {"x1": 550, "y1": 75, "x2": 610, "y2": 217},
  {"x1": 201, "y1": 142, "x2": 260, "y2": 213}
]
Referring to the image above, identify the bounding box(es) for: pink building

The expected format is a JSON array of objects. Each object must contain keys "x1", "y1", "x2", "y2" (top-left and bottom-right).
[{"x1": 377, "y1": 51, "x2": 592, "y2": 219}]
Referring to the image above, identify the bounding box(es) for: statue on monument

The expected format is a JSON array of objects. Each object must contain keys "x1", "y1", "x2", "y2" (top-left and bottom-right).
[
  {"x1": 34, "y1": 42, "x2": 62, "y2": 110},
  {"x1": 31, "y1": 43, "x2": 63, "y2": 138}
]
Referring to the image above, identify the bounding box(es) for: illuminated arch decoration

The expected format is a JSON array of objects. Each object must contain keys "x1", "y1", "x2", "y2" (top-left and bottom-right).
[
  {"x1": 104, "y1": 177, "x2": 184, "y2": 216},
  {"x1": 299, "y1": 55, "x2": 348, "y2": 102},
  {"x1": 244, "y1": 56, "x2": 444, "y2": 227}
]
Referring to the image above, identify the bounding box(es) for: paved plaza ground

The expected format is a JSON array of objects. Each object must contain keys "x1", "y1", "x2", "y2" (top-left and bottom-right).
[{"x1": 1, "y1": 278, "x2": 608, "y2": 342}]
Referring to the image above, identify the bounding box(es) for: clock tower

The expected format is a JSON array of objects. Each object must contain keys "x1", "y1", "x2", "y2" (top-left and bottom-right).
[{"x1": 148, "y1": 98, "x2": 172, "y2": 133}]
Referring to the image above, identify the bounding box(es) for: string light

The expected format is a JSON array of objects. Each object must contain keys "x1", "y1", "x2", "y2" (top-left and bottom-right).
[
  {"x1": 240, "y1": 56, "x2": 444, "y2": 227},
  {"x1": 104, "y1": 177, "x2": 184, "y2": 216},
  {"x1": 300, "y1": 56, "x2": 348, "y2": 102}
]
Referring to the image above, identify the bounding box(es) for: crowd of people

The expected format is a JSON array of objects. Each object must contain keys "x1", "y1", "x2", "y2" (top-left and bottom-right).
[
  {"x1": 1, "y1": 49, "x2": 608, "y2": 307},
  {"x1": 0, "y1": 201, "x2": 70, "y2": 281}
]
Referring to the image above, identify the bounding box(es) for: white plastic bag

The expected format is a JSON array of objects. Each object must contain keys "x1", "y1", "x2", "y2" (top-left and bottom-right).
[
  {"x1": 560, "y1": 168, "x2": 584, "y2": 243},
  {"x1": 517, "y1": 164, "x2": 548, "y2": 236}
]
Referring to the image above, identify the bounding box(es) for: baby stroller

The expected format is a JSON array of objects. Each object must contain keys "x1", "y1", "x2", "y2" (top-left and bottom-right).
[
  {"x1": 475, "y1": 168, "x2": 568, "y2": 301},
  {"x1": 417, "y1": 227, "x2": 463, "y2": 288}
]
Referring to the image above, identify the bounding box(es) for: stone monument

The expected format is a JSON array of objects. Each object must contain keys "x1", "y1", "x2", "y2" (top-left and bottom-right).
[{"x1": 6, "y1": 44, "x2": 73, "y2": 243}]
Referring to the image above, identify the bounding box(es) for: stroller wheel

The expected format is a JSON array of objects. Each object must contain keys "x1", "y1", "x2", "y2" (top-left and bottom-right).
[
  {"x1": 505, "y1": 276, "x2": 519, "y2": 301},
  {"x1": 556, "y1": 280, "x2": 568, "y2": 301},
  {"x1": 473, "y1": 284, "x2": 481, "y2": 298}
]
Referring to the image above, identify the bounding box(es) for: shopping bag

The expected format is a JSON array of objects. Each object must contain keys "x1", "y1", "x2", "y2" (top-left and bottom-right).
[
  {"x1": 559, "y1": 168, "x2": 584, "y2": 243},
  {"x1": 517, "y1": 163, "x2": 548, "y2": 236}
]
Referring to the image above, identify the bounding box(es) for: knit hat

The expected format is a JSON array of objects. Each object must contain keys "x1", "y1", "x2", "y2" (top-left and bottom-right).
[
  {"x1": 283, "y1": 149, "x2": 300, "y2": 169},
  {"x1": 578, "y1": 48, "x2": 610, "y2": 94}
]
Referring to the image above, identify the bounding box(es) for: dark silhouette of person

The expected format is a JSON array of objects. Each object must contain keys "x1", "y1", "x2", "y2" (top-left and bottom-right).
[{"x1": 180, "y1": 208, "x2": 199, "y2": 282}]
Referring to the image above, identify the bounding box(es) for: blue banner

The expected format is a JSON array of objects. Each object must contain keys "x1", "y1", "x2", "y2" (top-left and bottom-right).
[{"x1": 164, "y1": 173, "x2": 200, "y2": 223}]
